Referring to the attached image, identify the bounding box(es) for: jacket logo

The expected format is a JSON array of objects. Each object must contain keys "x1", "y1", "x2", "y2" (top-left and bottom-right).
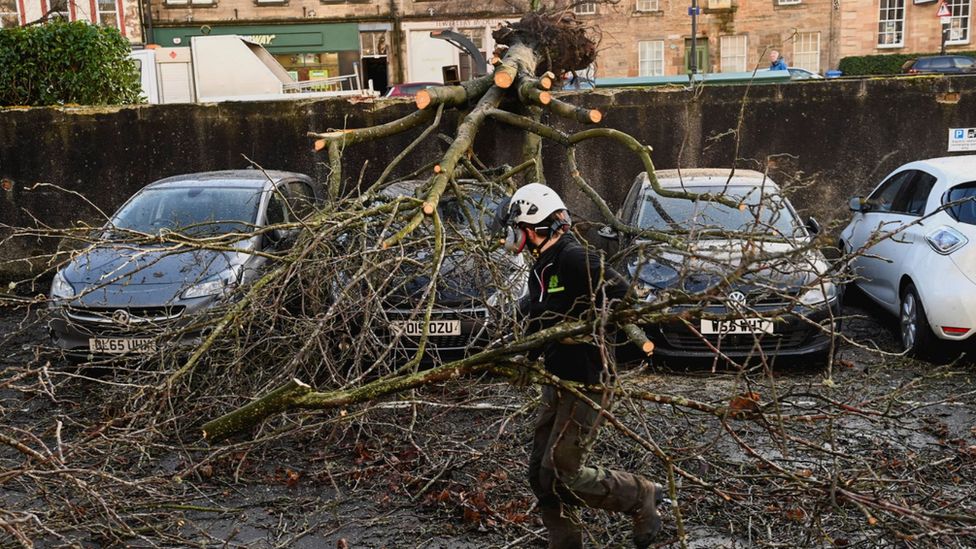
[{"x1": 547, "y1": 274, "x2": 565, "y2": 294}]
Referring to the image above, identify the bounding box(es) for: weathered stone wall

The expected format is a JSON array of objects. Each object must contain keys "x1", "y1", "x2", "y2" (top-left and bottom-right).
[{"x1": 1, "y1": 76, "x2": 975, "y2": 280}]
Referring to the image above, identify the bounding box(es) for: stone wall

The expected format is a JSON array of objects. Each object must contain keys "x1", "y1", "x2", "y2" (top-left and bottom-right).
[{"x1": 1, "y1": 75, "x2": 975, "y2": 280}]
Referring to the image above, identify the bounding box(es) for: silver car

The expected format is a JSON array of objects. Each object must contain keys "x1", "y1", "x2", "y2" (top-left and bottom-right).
[{"x1": 48, "y1": 170, "x2": 321, "y2": 360}]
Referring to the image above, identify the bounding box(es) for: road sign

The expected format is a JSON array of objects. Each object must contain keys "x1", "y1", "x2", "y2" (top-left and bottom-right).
[
  {"x1": 948, "y1": 128, "x2": 976, "y2": 152},
  {"x1": 937, "y1": 2, "x2": 951, "y2": 17}
]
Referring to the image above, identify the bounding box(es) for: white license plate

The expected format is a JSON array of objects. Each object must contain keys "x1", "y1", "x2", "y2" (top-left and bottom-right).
[
  {"x1": 88, "y1": 337, "x2": 157, "y2": 354},
  {"x1": 700, "y1": 318, "x2": 774, "y2": 335},
  {"x1": 390, "y1": 320, "x2": 461, "y2": 337}
]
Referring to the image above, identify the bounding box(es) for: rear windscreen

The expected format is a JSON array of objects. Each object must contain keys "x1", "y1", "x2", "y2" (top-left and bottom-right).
[{"x1": 944, "y1": 181, "x2": 976, "y2": 224}]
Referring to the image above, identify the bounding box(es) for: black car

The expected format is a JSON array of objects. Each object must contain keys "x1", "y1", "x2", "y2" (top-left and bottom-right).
[
  {"x1": 335, "y1": 180, "x2": 526, "y2": 365},
  {"x1": 901, "y1": 55, "x2": 976, "y2": 75},
  {"x1": 607, "y1": 169, "x2": 841, "y2": 366},
  {"x1": 48, "y1": 170, "x2": 322, "y2": 360}
]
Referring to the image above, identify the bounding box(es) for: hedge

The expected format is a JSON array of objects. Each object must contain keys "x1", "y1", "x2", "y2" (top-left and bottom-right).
[
  {"x1": 0, "y1": 20, "x2": 142, "y2": 106},
  {"x1": 838, "y1": 50, "x2": 976, "y2": 75}
]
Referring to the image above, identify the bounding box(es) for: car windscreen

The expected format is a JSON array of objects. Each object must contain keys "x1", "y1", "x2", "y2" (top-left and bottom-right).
[
  {"x1": 439, "y1": 191, "x2": 501, "y2": 230},
  {"x1": 637, "y1": 185, "x2": 800, "y2": 237},
  {"x1": 944, "y1": 181, "x2": 976, "y2": 225},
  {"x1": 110, "y1": 186, "x2": 262, "y2": 236}
]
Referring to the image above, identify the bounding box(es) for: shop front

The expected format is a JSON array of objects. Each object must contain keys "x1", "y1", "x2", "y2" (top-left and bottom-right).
[
  {"x1": 402, "y1": 18, "x2": 515, "y2": 84},
  {"x1": 153, "y1": 23, "x2": 360, "y2": 81}
]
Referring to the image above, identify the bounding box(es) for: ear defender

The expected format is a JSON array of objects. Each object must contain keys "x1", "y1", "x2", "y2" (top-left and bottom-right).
[{"x1": 504, "y1": 225, "x2": 527, "y2": 254}]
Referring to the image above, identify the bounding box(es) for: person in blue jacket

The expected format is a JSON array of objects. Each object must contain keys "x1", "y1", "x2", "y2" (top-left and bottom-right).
[{"x1": 769, "y1": 50, "x2": 788, "y2": 71}]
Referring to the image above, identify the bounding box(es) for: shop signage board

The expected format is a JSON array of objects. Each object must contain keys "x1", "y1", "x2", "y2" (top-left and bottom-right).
[
  {"x1": 948, "y1": 128, "x2": 976, "y2": 152},
  {"x1": 153, "y1": 23, "x2": 359, "y2": 53}
]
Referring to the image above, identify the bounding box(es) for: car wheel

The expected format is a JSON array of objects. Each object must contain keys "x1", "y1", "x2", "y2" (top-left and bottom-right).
[{"x1": 900, "y1": 283, "x2": 935, "y2": 358}]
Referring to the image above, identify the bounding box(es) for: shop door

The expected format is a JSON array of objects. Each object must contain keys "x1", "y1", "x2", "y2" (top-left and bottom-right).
[
  {"x1": 408, "y1": 30, "x2": 455, "y2": 83},
  {"x1": 362, "y1": 57, "x2": 388, "y2": 94}
]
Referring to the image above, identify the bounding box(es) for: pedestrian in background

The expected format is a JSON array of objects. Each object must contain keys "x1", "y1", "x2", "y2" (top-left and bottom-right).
[{"x1": 769, "y1": 49, "x2": 788, "y2": 70}]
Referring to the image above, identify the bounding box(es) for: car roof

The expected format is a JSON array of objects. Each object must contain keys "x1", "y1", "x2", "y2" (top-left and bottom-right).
[
  {"x1": 903, "y1": 155, "x2": 976, "y2": 183},
  {"x1": 145, "y1": 170, "x2": 309, "y2": 190},
  {"x1": 642, "y1": 169, "x2": 781, "y2": 191}
]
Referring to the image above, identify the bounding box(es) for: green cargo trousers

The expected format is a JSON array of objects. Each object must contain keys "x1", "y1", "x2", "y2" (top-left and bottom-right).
[{"x1": 528, "y1": 385, "x2": 652, "y2": 548}]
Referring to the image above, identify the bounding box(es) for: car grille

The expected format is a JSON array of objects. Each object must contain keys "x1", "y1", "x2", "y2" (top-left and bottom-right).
[
  {"x1": 661, "y1": 324, "x2": 811, "y2": 353},
  {"x1": 65, "y1": 306, "x2": 186, "y2": 326},
  {"x1": 383, "y1": 308, "x2": 489, "y2": 351}
]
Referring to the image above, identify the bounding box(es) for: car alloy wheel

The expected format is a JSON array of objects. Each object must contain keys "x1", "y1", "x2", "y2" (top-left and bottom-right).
[
  {"x1": 900, "y1": 291, "x2": 917, "y2": 351},
  {"x1": 899, "y1": 283, "x2": 934, "y2": 358}
]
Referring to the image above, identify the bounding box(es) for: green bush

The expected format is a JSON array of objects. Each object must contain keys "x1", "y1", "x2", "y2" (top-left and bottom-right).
[
  {"x1": 0, "y1": 20, "x2": 141, "y2": 106},
  {"x1": 839, "y1": 50, "x2": 976, "y2": 75}
]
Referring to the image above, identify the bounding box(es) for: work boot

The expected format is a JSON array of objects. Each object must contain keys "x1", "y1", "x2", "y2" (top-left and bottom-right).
[
  {"x1": 540, "y1": 505, "x2": 583, "y2": 549},
  {"x1": 631, "y1": 479, "x2": 664, "y2": 549}
]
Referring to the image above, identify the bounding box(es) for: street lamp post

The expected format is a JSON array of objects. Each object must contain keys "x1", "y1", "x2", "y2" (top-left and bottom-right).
[{"x1": 689, "y1": 0, "x2": 700, "y2": 75}]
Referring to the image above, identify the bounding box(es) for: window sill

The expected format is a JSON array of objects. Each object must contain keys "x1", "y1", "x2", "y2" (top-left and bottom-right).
[
  {"x1": 876, "y1": 43, "x2": 904, "y2": 49},
  {"x1": 255, "y1": 0, "x2": 288, "y2": 5},
  {"x1": 633, "y1": 9, "x2": 664, "y2": 15},
  {"x1": 946, "y1": 39, "x2": 971, "y2": 46},
  {"x1": 163, "y1": 2, "x2": 218, "y2": 6}
]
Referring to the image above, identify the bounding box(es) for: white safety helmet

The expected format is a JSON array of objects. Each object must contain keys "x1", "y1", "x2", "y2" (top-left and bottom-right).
[{"x1": 507, "y1": 183, "x2": 567, "y2": 226}]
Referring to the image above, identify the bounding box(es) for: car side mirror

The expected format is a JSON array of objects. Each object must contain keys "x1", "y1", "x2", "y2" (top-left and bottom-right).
[
  {"x1": 598, "y1": 225, "x2": 619, "y2": 240},
  {"x1": 849, "y1": 196, "x2": 868, "y2": 212},
  {"x1": 805, "y1": 216, "x2": 821, "y2": 235},
  {"x1": 266, "y1": 228, "x2": 298, "y2": 249}
]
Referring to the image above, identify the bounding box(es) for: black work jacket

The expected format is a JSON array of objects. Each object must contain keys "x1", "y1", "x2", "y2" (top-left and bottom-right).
[{"x1": 524, "y1": 234, "x2": 629, "y2": 384}]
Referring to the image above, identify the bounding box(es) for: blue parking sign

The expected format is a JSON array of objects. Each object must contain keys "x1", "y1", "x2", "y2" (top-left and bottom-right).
[{"x1": 955, "y1": 129, "x2": 965, "y2": 139}]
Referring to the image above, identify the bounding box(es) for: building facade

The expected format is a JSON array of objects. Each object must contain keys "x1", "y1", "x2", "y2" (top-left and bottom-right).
[
  {"x1": 4, "y1": 0, "x2": 971, "y2": 87},
  {"x1": 1, "y1": 0, "x2": 143, "y2": 42},
  {"x1": 839, "y1": 0, "x2": 971, "y2": 58}
]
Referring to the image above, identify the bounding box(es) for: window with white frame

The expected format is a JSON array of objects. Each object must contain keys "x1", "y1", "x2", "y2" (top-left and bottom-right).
[
  {"x1": 719, "y1": 35, "x2": 747, "y2": 72},
  {"x1": 574, "y1": 2, "x2": 597, "y2": 15},
  {"x1": 636, "y1": 0, "x2": 659, "y2": 11},
  {"x1": 48, "y1": 0, "x2": 69, "y2": 20},
  {"x1": 793, "y1": 32, "x2": 820, "y2": 72},
  {"x1": 877, "y1": 0, "x2": 905, "y2": 47},
  {"x1": 97, "y1": 0, "x2": 119, "y2": 28},
  {"x1": 360, "y1": 31, "x2": 388, "y2": 56},
  {"x1": 946, "y1": 0, "x2": 971, "y2": 44},
  {"x1": 638, "y1": 40, "x2": 664, "y2": 76},
  {"x1": 165, "y1": 0, "x2": 216, "y2": 6},
  {"x1": 777, "y1": 0, "x2": 801, "y2": 5},
  {"x1": 0, "y1": 0, "x2": 19, "y2": 27}
]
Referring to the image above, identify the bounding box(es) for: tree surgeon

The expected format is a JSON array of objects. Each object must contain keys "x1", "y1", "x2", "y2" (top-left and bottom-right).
[{"x1": 500, "y1": 183, "x2": 664, "y2": 548}]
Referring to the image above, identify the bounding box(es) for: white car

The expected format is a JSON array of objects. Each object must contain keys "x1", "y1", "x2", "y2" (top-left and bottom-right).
[{"x1": 839, "y1": 155, "x2": 976, "y2": 357}]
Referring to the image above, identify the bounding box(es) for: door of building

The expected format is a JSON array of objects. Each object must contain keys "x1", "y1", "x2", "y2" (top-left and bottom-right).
[{"x1": 684, "y1": 39, "x2": 709, "y2": 73}]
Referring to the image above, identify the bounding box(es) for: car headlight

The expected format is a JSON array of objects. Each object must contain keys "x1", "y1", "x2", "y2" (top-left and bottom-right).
[
  {"x1": 799, "y1": 282, "x2": 837, "y2": 307},
  {"x1": 50, "y1": 271, "x2": 75, "y2": 300},
  {"x1": 181, "y1": 277, "x2": 234, "y2": 299},
  {"x1": 925, "y1": 226, "x2": 968, "y2": 255}
]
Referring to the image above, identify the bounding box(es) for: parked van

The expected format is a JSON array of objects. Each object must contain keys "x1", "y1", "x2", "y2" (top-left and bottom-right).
[{"x1": 130, "y1": 35, "x2": 376, "y2": 104}]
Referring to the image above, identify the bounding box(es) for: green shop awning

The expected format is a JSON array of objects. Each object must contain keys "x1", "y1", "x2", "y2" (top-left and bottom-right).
[{"x1": 153, "y1": 23, "x2": 359, "y2": 53}]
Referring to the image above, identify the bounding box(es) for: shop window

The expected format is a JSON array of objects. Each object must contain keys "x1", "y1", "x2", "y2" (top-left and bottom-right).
[
  {"x1": 0, "y1": 0, "x2": 19, "y2": 27},
  {"x1": 360, "y1": 31, "x2": 388, "y2": 57},
  {"x1": 458, "y1": 28, "x2": 487, "y2": 82},
  {"x1": 946, "y1": 0, "x2": 971, "y2": 44},
  {"x1": 638, "y1": 40, "x2": 663, "y2": 76},
  {"x1": 793, "y1": 32, "x2": 820, "y2": 72},
  {"x1": 719, "y1": 35, "x2": 747, "y2": 72},
  {"x1": 48, "y1": 0, "x2": 70, "y2": 20},
  {"x1": 574, "y1": 2, "x2": 597, "y2": 15},
  {"x1": 275, "y1": 52, "x2": 341, "y2": 82},
  {"x1": 877, "y1": 0, "x2": 905, "y2": 47},
  {"x1": 636, "y1": 0, "x2": 659, "y2": 11},
  {"x1": 97, "y1": 0, "x2": 120, "y2": 28}
]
